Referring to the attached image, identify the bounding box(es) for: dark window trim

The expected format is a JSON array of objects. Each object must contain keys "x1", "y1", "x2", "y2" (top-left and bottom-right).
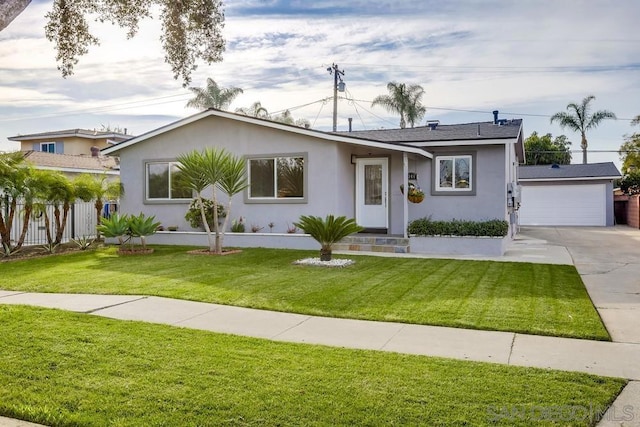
[{"x1": 244, "y1": 152, "x2": 308, "y2": 204}]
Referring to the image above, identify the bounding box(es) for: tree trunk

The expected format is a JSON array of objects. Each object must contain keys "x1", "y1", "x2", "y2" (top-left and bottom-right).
[
  {"x1": 196, "y1": 194, "x2": 215, "y2": 252},
  {"x1": 54, "y1": 202, "x2": 70, "y2": 244},
  {"x1": 95, "y1": 200, "x2": 103, "y2": 241},
  {"x1": 15, "y1": 204, "x2": 32, "y2": 250},
  {"x1": 320, "y1": 246, "x2": 332, "y2": 261},
  {"x1": 581, "y1": 133, "x2": 588, "y2": 164},
  {"x1": 0, "y1": 0, "x2": 31, "y2": 32},
  {"x1": 0, "y1": 207, "x2": 9, "y2": 248}
]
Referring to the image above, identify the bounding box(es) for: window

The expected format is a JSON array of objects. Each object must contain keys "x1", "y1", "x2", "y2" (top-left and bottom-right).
[
  {"x1": 145, "y1": 161, "x2": 192, "y2": 201},
  {"x1": 248, "y1": 155, "x2": 305, "y2": 201},
  {"x1": 435, "y1": 155, "x2": 473, "y2": 192},
  {"x1": 40, "y1": 142, "x2": 56, "y2": 153}
]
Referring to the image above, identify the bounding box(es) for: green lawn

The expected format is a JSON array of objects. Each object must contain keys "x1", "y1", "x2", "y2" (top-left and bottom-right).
[
  {"x1": 0, "y1": 305, "x2": 625, "y2": 426},
  {"x1": 0, "y1": 245, "x2": 609, "y2": 340}
]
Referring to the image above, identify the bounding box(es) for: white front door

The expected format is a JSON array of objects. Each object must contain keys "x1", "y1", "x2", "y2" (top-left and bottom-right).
[{"x1": 355, "y1": 158, "x2": 388, "y2": 229}]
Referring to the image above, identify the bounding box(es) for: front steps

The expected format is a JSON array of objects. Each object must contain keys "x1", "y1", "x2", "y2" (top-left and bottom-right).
[{"x1": 333, "y1": 235, "x2": 410, "y2": 254}]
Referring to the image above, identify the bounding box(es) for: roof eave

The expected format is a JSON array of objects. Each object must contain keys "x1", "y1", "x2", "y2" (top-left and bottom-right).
[{"x1": 102, "y1": 109, "x2": 433, "y2": 159}]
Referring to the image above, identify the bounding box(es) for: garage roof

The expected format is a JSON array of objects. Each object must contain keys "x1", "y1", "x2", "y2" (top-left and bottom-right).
[{"x1": 520, "y1": 162, "x2": 621, "y2": 181}]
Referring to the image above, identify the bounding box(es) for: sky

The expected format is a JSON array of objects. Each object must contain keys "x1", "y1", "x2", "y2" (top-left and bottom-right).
[{"x1": 1, "y1": 0, "x2": 639, "y2": 169}]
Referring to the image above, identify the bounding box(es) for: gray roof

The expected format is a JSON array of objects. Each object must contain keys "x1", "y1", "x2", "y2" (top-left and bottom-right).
[
  {"x1": 335, "y1": 119, "x2": 522, "y2": 143},
  {"x1": 8, "y1": 128, "x2": 132, "y2": 141},
  {"x1": 519, "y1": 162, "x2": 621, "y2": 180}
]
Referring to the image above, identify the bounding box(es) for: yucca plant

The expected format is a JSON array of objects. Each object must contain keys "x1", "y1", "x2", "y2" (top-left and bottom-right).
[
  {"x1": 294, "y1": 215, "x2": 364, "y2": 261},
  {"x1": 97, "y1": 213, "x2": 131, "y2": 246},
  {"x1": 128, "y1": 213, "x2": 161, "y2": 250}
]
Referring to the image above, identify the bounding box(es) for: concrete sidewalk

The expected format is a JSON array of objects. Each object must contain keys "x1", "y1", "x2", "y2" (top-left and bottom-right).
[{"x1": 1, "y1": 290, "x2": 639, "y2": 381}]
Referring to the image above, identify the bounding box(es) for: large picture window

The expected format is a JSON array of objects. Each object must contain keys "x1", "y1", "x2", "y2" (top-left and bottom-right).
[
  {"x1": 248, "y1": 155, "x2": 305, "y2": 201},
  {"x1": 435, "y1": 155, "x2": 473, "y2": 192},
  {"x1": 146, "y1": 161, "x2": 192, "y2": 201}
]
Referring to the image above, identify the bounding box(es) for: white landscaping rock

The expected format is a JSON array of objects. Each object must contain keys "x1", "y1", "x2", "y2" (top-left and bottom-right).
[{"x1": 293, "y1": 257, "x2": 355, "y2": 268}]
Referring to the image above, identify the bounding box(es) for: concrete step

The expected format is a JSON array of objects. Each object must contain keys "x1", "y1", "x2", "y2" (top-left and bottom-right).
[{"x1": 334, "y1": 235, "x2": 410, "y2": 254}]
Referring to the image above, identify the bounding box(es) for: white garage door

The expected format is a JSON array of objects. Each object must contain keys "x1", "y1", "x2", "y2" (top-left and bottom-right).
[{"x1": 519, "y1": 184, "x2": 606, "y2": 226}]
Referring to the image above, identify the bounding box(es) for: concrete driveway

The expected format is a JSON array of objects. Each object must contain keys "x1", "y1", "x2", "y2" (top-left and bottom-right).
[{"x1": 519, "y1": 226, "x2": 640, "y2": 344}]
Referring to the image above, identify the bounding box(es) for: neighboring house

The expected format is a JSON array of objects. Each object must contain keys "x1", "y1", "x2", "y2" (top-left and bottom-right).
[
  {"x1": 4, "y1": 129, "x2": 130, "y2": 246},
  {"x1": 102, "y1": 109, "x2": 524, "y2": 255},
  {"x1": 9, "y1": 128, "x2": 130, "y2": 156},
  {"x1": 21, "y1": 150, "x2": 120, "y2": 179},
  {"x1": 518, "y1": 162, "x2": 621, "y2": 226}
]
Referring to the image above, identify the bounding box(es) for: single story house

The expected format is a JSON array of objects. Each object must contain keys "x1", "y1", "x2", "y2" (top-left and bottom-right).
[
  {"x1": 518, "y1": 162, "x2": 621, "y2": 226},
  {"x1": 102, "y1": 109, "x2": 524, "y2": 255}
]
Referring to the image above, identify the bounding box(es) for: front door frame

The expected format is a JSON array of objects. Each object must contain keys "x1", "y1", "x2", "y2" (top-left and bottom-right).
[{"x1": 355, "y1": 157, "x2": 389, "y2": 232}]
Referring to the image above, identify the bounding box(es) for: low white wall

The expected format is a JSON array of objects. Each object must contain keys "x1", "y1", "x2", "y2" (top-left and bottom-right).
[
  {"x1": 145, "y1": 231, "x2": 320, "y2": 250},
  {"x1": 410, "y1": 235, "x2": 509, "y2": 256}
]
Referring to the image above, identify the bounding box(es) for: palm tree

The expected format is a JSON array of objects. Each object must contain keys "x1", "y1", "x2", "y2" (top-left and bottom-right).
[
  {"x1": 550, "y1": 95, "x2": 616, "y2": 164},
  {"x1": 74, "y1": 174, "x2": 124, "y2": 240},
  {"x1": 0, "y1": 152, "x2": 29, "y2": 250},
  {"x1": 371, "y1": 82, "x2": 427, "y2": 129},
  {"x1": 177, "y1": 147, "x2": 247, "y2": 254},
  {"x1": 186, "y1": 77, "x2": 243, "y2": 110},
  {"x1": 236, "y1": 101, "x2": 270, "y2": 119},
  {"x1": 39, "y1": 171, "x2": 76, "y2": 245},
  {"x1": 294, "y1": 215, "x2": 364, "y2": 261}
]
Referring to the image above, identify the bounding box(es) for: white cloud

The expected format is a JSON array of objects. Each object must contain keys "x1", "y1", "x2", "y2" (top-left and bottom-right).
[{"x1": 0, "y1": 0, "x2": 638, "y2": 168}]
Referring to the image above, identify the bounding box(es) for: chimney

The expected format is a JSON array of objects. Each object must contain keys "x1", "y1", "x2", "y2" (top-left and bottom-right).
[
  {"x1": 124, "y1": 128, "x2": 127, "y2": 135},
  {"x1": 348, "y1": 118, "x2": 353, "y2": 132},
  {"x1": 90, "y1": 146, "x2": 100, "y2": 157},
  {"x1": 427, "y1": 120, "x2": 439, "y2": 130},
  {"x1": 492, "y1": 110, "x2": 499, "y2": 124}
]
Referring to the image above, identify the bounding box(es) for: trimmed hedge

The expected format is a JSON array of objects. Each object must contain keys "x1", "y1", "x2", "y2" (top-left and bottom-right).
[{"x1": 408, "y1": 218, "x2": 509, "y2": 237}]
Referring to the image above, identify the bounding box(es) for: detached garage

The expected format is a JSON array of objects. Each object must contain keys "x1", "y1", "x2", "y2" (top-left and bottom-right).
[{"x1": 518, "y1": 163, "x2": 621, "y2": 226}]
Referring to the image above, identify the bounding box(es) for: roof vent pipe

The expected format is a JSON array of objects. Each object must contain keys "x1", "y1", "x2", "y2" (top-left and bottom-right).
[
  {"x1": 492, "y1": 110, "x2": 499, "y2": 124},
  {"x1": 348, "y1": 117, "x2": 353, "y2": 132}
]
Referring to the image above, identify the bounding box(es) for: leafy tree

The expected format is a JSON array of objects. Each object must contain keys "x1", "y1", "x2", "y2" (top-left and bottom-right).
[
  {"x1": 371, "y1": 82, "x2": 427, "y2": 129},
  {"x1": 619, "y1": 172, "x2": 640, "y2": 195},
  {"x1": 74, "y1": 174, "x2": 124, "y2": 240},
  {"x1": 618, "y1": 133, "x2": 640, "y2": 175},
  {"x1": 176, "y1": 147, "x2": 248, "y2": 254},
  {"x1": 236, "y1": 101, "x2": 270, "y2": 119},
  {"x1": 524, "y1": 132, "x2": 572, "y2": 165},
  {"x1": 0, "y1": 152, "x2": 29, "y2": 250},
  {"x1": 271, "y1": 109, "x2": 310, "y2": 128},
  {"x1": 294, "y1": 215, "x2": 364, "y2": 261},
  {"x1": 186, "y1": 78, "x2": 243, "y2": 110},
  {"x1": 1, "y1": 0, "x2": 225, "y2": 87},
  {"x1": 550, "y1": 95, "x2": 616, "y2": 164},
  {"x1": 39, "y1": 171, "x2": 76, "y2": 245}
]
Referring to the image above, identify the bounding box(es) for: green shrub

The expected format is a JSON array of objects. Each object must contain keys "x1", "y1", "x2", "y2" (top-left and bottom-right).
[
  {"x1": 407, "y1": 217, "x2": 509, "y2": 237},
  {"x1": 294, "y1": 215, "x2": 364, "y2": 261},
  {"x1": 184, "y1": 199, "x2": 226, "y2": 230},
  {"x1": 619, "y1": 172, "x2": 640, "y2": 195},
  {"x1": 97, "y1": 213, "x2": 130, "y2": 245},
  {"x1": 128, "y1": 213, "x2": 161, "y2": 250}
]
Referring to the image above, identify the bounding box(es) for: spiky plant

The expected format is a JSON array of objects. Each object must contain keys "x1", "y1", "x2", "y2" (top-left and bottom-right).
[
  {"x1": 97, "y1": 213, "x2": 130, "y2": 246},
  {"x1": 294, "y1": 215, "x2": 364, "y2": 261}
]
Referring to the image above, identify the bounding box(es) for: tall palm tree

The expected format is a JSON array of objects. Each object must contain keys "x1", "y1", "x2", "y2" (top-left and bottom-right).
[
  {"x1": 186, "y1": 77, "x2": 244, "y2": 110},
  {"x1": 371, "y1": 82, "x2": 427, "y2": 129},
  {"x1": 550, "y1": 95, "x2": 616, "y2": 164},
  {"x1": 236, "y1": 101, "x2": 270, "y2": 119}
]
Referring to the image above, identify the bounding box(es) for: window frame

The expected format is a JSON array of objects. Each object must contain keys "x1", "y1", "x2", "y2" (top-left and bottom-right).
[
  {"x1": 245, "y1": 153, "x2": 308, "y2": 204},
  {"x1": 144, "y1": 160, "x2": 192, "y2": 204},
  {"x1": 40, "y1": 142, "x2": 56, "y2": 153},
  {"x1": 432, "y1": 153, "x2": 476, "y2": 196}
]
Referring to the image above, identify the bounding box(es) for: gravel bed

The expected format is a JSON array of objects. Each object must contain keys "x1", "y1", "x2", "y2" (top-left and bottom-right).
[{"x1": 293, "y1": 257, "x2": 355, "y2": 267}]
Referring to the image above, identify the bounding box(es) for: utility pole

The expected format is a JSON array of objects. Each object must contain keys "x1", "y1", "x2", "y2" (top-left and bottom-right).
[{"x1": 327, "y1": 63, "x2": 345, "y2": 132}]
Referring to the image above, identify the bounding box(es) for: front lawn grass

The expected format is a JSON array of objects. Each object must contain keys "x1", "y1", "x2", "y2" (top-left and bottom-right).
[
  {"x1": 0, "y1": 306, "x2": 625, "y2": 426},
  {"x1": 0, "y1": 246, "x2": 609, "y2": 340}
]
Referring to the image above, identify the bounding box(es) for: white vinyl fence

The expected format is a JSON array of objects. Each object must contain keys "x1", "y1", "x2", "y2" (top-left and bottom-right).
[{"x1": 6, "y1": 201, "x2": 118, "y2": 247}]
